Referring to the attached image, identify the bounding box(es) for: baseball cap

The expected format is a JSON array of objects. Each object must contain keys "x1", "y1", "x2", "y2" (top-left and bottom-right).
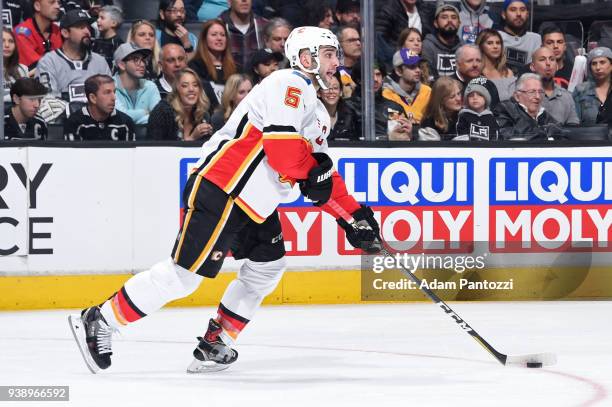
[
  {"x1": 435, "y1": 3, "x2": 460, "y2": 18},
  {"x1": 251, "y1": 48, "x2": 284, "y2": 68},
  {"x1": 587, "y1": 47, "x2": 612, "y2": 65},
  {"x1": 114, "y1": 43, "x2": 152, "y2": 65},
  {"x1": 503, "y1": 0, "x2": 529, "y2": 10},
  {"x1": 60, "y1": 9, "x2": 93, "y2": 29},
  {"x1": 392, "y1": 48, "x2": 421, "y2": 68}
]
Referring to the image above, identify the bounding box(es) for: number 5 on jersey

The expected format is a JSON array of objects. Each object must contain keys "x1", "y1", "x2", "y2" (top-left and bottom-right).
[{"x1": 284, "y1": 86, "x2": 302, "y2": 109}]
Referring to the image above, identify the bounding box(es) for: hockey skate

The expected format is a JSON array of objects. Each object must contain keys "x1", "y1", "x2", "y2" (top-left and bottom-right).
[
  {"x1": 187, "y1": 318, "x2": 238, "y2": 373},
  {"x1": 68, "y1": 306, "x2": 115, "y2": 374}
]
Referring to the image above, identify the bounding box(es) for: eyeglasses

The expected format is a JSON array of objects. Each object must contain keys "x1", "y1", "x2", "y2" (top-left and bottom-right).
[
  {"x1": 518, "y1": 89, "x2": 545, "y2": 97},
  {"x1": 166, "y1": 7, "x2": 185, "y2": 14},
  {"x1": 323, "y1": 86, "x2": 341, "y2": 93},
  {"x1": 126, "y1": 56, "x2": 148, "y2": 65}
]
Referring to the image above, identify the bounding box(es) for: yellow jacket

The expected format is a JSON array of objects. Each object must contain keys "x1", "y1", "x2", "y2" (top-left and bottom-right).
[{"x1": 382, "y1": 84, "x2": 431, "y2": 124}]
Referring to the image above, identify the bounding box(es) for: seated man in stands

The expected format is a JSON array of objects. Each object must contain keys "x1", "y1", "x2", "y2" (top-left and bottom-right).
[
  {"x1": 497, "y1": 0, "x2": 541, "y2": 73},
  {"x1": 14, "y1": 0, "x2": 62, "y2": 70},
  {"x1": 113, "y1": 43, "x2": 161, "y2": 125},
  {"x1": 3, "y1": 78, "x2": 48, "y2": 140},
  {"x1": 451, "y1": 44, "x2": 500, "y2": 108},
  {"x1": 64, "y1": 74, "x2": 136, "y2": 141},
  {"x1": 157, "y1": 0, "x2": 197, "y2": 58},
  {"x1": 494, "y1": 73, "x2": 558, "y2": 140},
  {"x1": 541, "y1": 26, "x2": 575, "y2": 89},
  {"x1": 382, "y1": 48, "x2": 431, "y2": 124},
  {"x1": 155, "y1": 44, "x2": 188, "y2": 100},
  {"x1": 529, "y1": 47, "x2": 579, "y2": 126},
  {"x1": 36, "y1": 9, "x2": 111, "y2": 102}
]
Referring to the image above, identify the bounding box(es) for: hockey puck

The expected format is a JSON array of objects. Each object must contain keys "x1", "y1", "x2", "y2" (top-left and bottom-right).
[{"x1": 526, "y1": 362, "x2": 543, "y2": 368}]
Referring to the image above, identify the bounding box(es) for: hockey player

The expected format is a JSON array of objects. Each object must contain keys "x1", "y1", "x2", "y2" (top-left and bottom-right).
[{"x1": 69, "y1": 26, "x2": 381, "y2": 374}]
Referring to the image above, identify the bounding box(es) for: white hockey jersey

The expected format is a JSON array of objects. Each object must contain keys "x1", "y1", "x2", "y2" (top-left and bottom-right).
[{"x1": 194, "y1": 69, "x2": 333, "y2": 223}]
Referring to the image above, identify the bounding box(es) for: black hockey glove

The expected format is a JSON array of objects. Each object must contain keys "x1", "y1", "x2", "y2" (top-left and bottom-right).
[
  {"x1": 299, "y1": 152, "x2": 334, "y2": 206},
  {"x1": 337, "y1": 205, "x2": 382, "y2": 253}
]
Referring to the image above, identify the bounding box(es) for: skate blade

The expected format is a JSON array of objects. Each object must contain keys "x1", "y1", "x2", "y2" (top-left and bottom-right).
[
  {"x1": 186, "y1": 358, "x2": 232, "y2": 373},
  {"x1": 68, "y1": 314, "x2": 99, "y2": 374}
]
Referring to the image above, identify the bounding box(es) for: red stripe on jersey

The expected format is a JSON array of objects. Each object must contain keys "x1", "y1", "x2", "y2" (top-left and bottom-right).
[
  {"x1": 217, "y1": 305, "x2": 248, "y2": 335},
  {"x1": 115, "y1": 289, "x2": 144, "y2": 323},
  {"x1": 262, "y1": 136, "x2": 317, "y2": 181},
  {"x1": 201, "y1": 124, "x2": 263, "y2": 192}
]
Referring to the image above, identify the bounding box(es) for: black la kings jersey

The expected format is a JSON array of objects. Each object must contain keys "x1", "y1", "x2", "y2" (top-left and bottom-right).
[
  {"x1": 3, "y1": 108, "x2": 47, "y2": 140},
  {"x1": 64, "y1": 106, "x2": 136, "y2": 141}
]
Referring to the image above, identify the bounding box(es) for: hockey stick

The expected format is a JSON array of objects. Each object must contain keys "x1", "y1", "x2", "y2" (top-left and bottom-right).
[{"x1": 328, "y1": 199, "x2": 557, "y2": 368}]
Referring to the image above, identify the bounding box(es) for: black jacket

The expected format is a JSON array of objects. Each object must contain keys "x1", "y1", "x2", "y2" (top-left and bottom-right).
[
  {"x1": 456, "y1": 108, "x2": 499, "y2": 141},
  {"x1": 493, "y1": 98, "x2": 558, "y2": 140},
  {"x1": 376, "y1": 0, "x2": 434, "y2": 45}
]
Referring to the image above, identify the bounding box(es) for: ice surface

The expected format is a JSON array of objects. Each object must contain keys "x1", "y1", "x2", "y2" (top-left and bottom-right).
[{"x1": 1, "y1": 302, "x2": 610, "y2": 407}]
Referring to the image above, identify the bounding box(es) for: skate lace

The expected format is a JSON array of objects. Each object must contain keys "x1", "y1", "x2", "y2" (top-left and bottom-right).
[{"x1": 97, "y1": 324, "x2": 114, "y2": 355}]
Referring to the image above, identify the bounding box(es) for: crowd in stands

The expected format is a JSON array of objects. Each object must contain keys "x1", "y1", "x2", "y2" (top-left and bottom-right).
[{"x1": 2, "y1": 0, "x2": 612, "y2": 142}]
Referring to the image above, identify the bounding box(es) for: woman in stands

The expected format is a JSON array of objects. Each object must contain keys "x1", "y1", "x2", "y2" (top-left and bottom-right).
[
  {"x1": 3, "y1": 28, "x2": 29, "y2": 102},
  {"x1": 210, "y1": 73, "x2": 252, "y2": 132},
  {"x1": 127, "y1": 20, "x2": 161, "y2": 80},
  {"x1": 397, "y1": 27, "x2": 432, "y2": 85},
  {"x1": 147, "y1": 68, "x2": 212, "y2": 141},
  {"x1": 573, "y1": 47, "x2": 612, "y2": 125},
  {"x1": 476, "y1": 29, "x2": 515, "y2": 101},
  {"x1": 317, "y1": 72, "x2": 357, "y2": 141},
  {"x1": 303, "y1": 0, "x2": 334, "y2": 29},
  {"x1": 418, "y1": 76, "x2": 463, "y2": 140},
  {"x1": 188, "y1": 19, "x2": 237, "y2": 114}
]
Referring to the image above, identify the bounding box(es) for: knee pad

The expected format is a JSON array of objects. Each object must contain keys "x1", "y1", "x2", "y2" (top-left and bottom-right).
[
  {"x1": 148, "y1": 257, "x2": 203, "y2": 299},
  {"x1": 238, "y1": 257, "x2": 286, "y2": 298}
]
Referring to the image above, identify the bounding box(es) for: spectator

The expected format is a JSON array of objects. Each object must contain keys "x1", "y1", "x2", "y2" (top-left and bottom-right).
[
  {"x1": 377, "y1": 0, "x2": 433, "y2": 49},
  {"x1": 418, "y1": 76, "x2": 463, "y2": 140},
  {"x1": 263, "y1": 17, "x2": 291, "y2": 67},
  {"x1": 334, "y1": 0, "x2": 360, "y2": 30},
  {"x1": 92, "y1": 5, "x2": 124, "y2": 70},
  {"x1": 542, "y1": 26, "x2": 575, "y2": 90},
  {"x1": 147, "y1": 67, "x2": 212, "y2": 141},
  {"x1": 337, "y1": 25, "x2": 361, "y2": 98},
  {"x1": 36, "y1": 9, "x2": 111, "y2": 101},
  {"x1": 497, "y1": 0, "x2": 541, "y2": 73},
  {"x1": 573, "y1": 47, "x2": 612, "y2": 126},
  {"x1": 210, "y1": 73, "x2": 252, "y2": 132},
  {"x1": 156, "y1": 0, "x2": 197, "y2": 58},
  {"x1": 318, "y1": 72, "x2": 356, "y2": 141},
  {"x1": 188, "y1": 19, "x2": 237, "y2": 113},
  {"x1": 452, "y1": 44, "x2": 500, "y2": 108},
  {"x1": 113, "y1": 43, "x2": 161, "y2": 125},
  {"x1": 337, "y1": 26, "x2": 361, "y2": 73},
  {"x1": 476, "y1": 29, "x2": 515, "y2": 101},
  {"x1": 422, "y1": 4, "x2": 462, "y2": 78},
  {"x1": 348, "y1": 59, "x2": 412, "y2": 141},
  {"x1": 456, "y1": 81, "x2": 499, "y2": 140},
  {"x1": 397, "y1": 27, "x2": 433, "y2": 85},
  {"x1": 382, "y1": 48, "x2": 432, "y2": 124},
  {"x1": 218, "y1": 0, "x2": 267, "y2": 72},
  {"x1": 494, "y1": 73, "x2": 558, "y2": 140},
  {"x1": 3, "y1": 28, "x2": 29, "y2": 103},
  {"x1": 127, "y1": 20, "x2": 161, "y2": 81},
  {"x1": 249, "y1": 48, "x2": 282, "y2": 85},
  {"x1": 2, "y1": 0, "x2": 30, "y2": 29},
  {"x1": 3, "y1": 78, "x2": 48, "y2": 140},
  {"x1": 303, "y1": 0, "x2": 334, "y2": 30},
  {"x1": 155, "y1": 44, "x2": 188, "y2": 100},
  {"x1": 64, "y1": 74, "x2": 135, "y2": 141},
  {"x1": 529, "y1": 47, "x2": 579, "y2": 126},
  {"x1": 458, "y1": 0, "x2": 494, "y2": 44},
  {"x1": 185, "y1": 0, "x2": 228, "y2": 22},
  {"x1": 14, "y1": 0, "x2": 62, "y2": 70}
]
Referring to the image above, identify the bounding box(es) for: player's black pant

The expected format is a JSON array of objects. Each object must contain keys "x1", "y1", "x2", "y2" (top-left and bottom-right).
[{"x1": 171, "y1": 174, "x2": 285, "y2": 277}]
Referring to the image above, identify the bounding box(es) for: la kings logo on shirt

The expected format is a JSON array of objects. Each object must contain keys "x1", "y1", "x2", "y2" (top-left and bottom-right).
[
  {"x1": 506, "y1": 47, "x2": 528, "y2": 66},
  {"x1": 436, "y1": 54, "x2": 456, "y2": 76},
  {"x1": 2, "y1": 8, "x2": 12, "y2": 27},
  {"x1": 470, "y1": 123, "x2": 490, "y2": 140}
]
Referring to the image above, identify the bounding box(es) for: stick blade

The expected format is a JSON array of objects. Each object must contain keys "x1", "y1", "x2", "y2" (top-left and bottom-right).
[{"x1": 505, "y1": 352, "x2": 557, "y2": 367}]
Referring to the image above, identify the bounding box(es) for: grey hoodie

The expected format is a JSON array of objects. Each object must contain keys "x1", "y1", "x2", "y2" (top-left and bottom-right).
[
  {"x1": 382, "y1": 75, "x2": 422, "y2": 103},
  {"x1": 422, "y1": 33, "x2": 463, "y2": 78},
  {"x1": 458, "y1": 0, "x2": 494, "y2": 44}
]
